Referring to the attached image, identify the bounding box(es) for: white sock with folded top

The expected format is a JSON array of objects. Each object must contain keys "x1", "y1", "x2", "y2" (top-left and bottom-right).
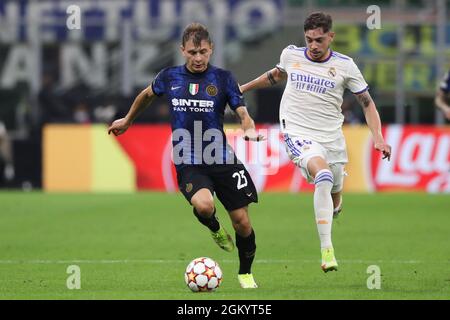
[{"x1": 314, "y1": 169, "x2": 334, "y2": 249}]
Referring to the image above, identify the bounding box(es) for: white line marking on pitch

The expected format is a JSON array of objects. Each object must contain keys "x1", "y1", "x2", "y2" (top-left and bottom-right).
[{"x1": 0, "y1": 259, "x2": 445, "y2": 265}]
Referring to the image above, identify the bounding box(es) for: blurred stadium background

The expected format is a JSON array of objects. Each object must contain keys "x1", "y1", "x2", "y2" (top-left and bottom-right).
[
  {"x1": 0, "y1": 0, "x2": 449, "y2": 300},
  {"x1": 0, "y1": 0, "x2": 448, "y2": 193}
]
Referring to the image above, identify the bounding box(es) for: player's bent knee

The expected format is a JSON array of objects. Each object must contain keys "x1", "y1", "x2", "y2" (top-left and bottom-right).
[
  {"x1": 305, "y1": 156, "x2": 329, "y2": 178},
  {"x1": 191, "y1": 189, "x2": 215, "y2": 216},
  {"x1": 193, "y1": 201, "x2": 215, "y2": 216},
  {"x1": 234, "y1": 216, "x2": 250, "y2": 229}
]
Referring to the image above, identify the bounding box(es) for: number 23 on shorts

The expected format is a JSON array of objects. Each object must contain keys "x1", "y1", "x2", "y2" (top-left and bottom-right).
[{"x1": 232, "y1": 170, "x2": 248, "y2": 190}]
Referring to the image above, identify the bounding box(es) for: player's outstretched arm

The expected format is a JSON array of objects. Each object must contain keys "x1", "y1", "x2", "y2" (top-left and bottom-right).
[
  {"x1": 355, "y1": 91, "x2": 392, "y2": 161},
  {"x1": 435, "y1": 90, "x2": 450, "y2": 120},
  {"x1": 108, "y1": 86, "x2": 155, "y2": 136},
  {"x1": 240, "y1": 68, "x2": 287, "y2": 94},
  {"x1": 235, "y1": 106, "x2": 265, "y2": 142}
]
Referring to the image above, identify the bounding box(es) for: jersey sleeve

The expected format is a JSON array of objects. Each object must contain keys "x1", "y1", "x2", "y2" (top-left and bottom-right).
[
  {"x1": 345, "y1": 59, "x2": 369, "y2": 94},
  {"x1": 225, "y1": 71, "x2": 246, "y2": 111},
  {"x1": 151, "y1": 68, "x2": 167, "y2": 96},
  {"x1": 276, "y1": 47, "x2": 289, "y2": 72},
  {"x1": 439, "y1": 71, "x2": 450, "y2": 93}
]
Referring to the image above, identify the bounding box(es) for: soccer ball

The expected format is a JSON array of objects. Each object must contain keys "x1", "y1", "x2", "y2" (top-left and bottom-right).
[{"x1": 184, "y1": 257, "x2": 223, "y2": 292}]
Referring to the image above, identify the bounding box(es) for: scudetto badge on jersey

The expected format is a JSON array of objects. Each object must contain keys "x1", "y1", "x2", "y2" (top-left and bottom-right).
[{"x1": 189, "y1": 83, "x2": 199, "y2": 95}]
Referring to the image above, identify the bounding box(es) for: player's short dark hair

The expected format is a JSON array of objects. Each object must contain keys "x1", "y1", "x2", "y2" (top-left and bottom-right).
[
  {"x1": 182, "y1": 23, "x2": 212, "y2": 47},
  {"x1": 304, "y1": 12, "x2": 333, "y2": 33}
]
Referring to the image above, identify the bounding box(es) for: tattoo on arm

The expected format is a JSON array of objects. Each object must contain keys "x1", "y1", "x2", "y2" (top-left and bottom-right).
[
  {"x1": 267, "y1": 71, "x2": 277, "y2": 85},
  {"x1": 356, "y1": 91, "x2": 373, "y2": 108}
]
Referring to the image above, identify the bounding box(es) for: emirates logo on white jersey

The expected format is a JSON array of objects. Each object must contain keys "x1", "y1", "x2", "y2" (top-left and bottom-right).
[{"x1": 289, "y1": 72, "x2": 336, "y2": 94}]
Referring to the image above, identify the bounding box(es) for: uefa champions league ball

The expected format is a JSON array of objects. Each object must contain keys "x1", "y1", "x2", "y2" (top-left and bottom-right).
[{"x1": 184, "y1": 257, "x2": 223, "y2": 292}]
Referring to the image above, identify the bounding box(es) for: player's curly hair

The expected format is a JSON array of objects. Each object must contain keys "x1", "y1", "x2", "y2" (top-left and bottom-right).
[
  {"x1": 182, "y1": 23, "x2": 212, "y2": 47},
  {"x1": 304, "y1": 12, "x2": 333, "y2": 33}
]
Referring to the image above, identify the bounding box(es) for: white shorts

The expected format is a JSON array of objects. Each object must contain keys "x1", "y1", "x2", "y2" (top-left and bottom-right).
[{"x1": 283, "y1": 133, "x2": 347, "y2": 192}]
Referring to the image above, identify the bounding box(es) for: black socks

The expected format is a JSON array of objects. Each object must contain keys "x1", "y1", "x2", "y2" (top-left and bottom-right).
[
  {"x1": 194, "y1": 208, "x2": 256, "y2": 274},
  {"x1": 193, "y1": 207, "x2": 220, "y2": 233},
  {"x1": 236, "y1": 229, "x2": 256, "y2": 274}
]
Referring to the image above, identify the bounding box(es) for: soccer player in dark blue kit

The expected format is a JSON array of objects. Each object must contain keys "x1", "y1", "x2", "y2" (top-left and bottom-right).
[{"x1": 108, "y1": 23, "x2": 262, "y2": 288}]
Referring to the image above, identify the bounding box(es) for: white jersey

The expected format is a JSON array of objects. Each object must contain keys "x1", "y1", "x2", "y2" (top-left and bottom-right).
[{"x1": 277, "y1": 45, "x2": 368, "y2": 144}]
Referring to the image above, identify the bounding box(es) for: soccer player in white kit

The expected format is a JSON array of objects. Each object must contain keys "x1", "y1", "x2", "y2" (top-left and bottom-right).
[{"x1": 240, "y1": 12, "x2": 392, "y2": 272}]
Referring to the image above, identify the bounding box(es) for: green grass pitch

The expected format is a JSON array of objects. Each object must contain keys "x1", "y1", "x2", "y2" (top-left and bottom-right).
[{"x1": 0, "y1": 192, "x2": 449, "y2": 300}]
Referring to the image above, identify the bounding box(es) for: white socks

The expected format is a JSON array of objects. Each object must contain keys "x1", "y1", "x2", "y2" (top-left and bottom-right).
[{"x1": 314, "y1": 169, "x2": 334, "y2": 249}]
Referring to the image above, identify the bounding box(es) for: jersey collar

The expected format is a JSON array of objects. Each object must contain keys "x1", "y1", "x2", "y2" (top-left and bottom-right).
[{"x1": 184, "y1": 64, "x2": 211, "y2": 75}]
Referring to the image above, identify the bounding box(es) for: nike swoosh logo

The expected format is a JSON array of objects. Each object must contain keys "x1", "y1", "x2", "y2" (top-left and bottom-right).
[
  {"x1": 171, "y1": 86, "x2": 182, "y2": 90},
  {"x1": 246, "y1": 193, "x2": 253, "y2": 197}
]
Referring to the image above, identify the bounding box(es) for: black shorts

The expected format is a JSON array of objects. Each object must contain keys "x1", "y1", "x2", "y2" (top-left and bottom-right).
[{"x1": 176, "y1": 163, "x2": 258, "y2": 211}]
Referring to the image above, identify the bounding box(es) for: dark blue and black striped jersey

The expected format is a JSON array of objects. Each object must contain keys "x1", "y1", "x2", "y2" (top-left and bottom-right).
[
  {"x1": 152, "y1": 64, "x2": 245, "y2": 170},
  {"x1": 439, "y1": 70, "x2": 450, "y2": 93}
]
